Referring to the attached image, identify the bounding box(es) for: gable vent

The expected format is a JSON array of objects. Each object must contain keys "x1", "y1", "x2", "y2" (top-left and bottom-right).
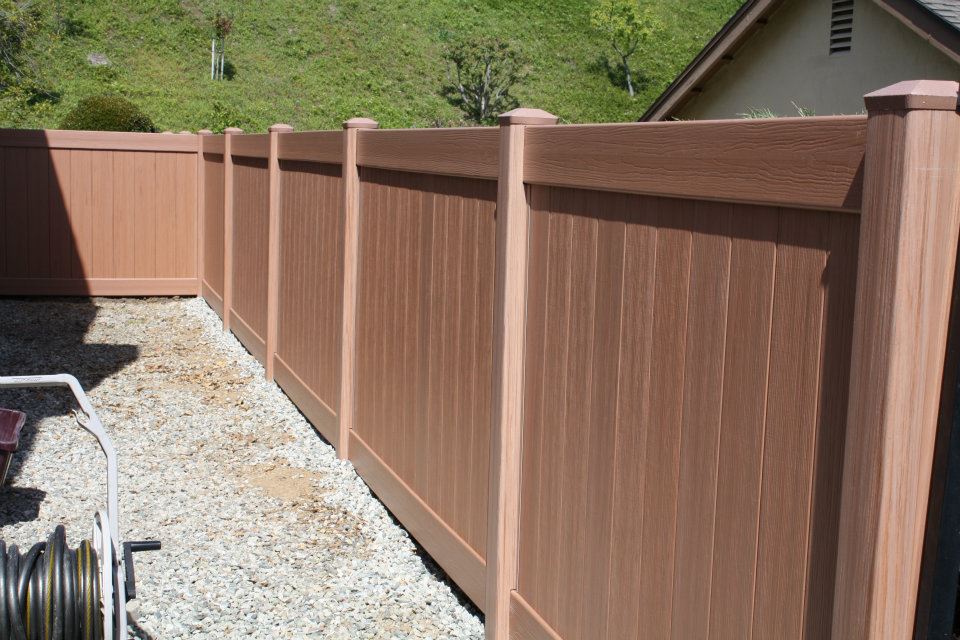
[{"x1": 830, "y1": 0, "x2": 854, "y2": 54}]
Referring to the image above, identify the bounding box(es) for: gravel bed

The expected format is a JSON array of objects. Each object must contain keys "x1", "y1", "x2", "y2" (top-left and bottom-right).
[{"x1": 0, "y1": 297, "x2": 484, "y2": 639}]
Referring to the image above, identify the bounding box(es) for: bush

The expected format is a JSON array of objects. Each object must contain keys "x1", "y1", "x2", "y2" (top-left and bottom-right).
[
  {"x1": 59, "y1": 95, "x2": 155, "y2": 132},
  {"x1": 441, "y1": 35, "x2": 528, "y2": 125},
  {"x1": 204, "y1": 100, "x2": 247, "y2": 133}
]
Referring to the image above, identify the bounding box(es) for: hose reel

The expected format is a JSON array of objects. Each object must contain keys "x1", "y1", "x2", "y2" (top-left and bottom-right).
[{"x1": 0, "y1": 375, "x2": 159, "y2": 640}]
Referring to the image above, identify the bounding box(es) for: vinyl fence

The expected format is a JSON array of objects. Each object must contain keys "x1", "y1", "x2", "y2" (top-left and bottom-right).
[
  {"x1": 4, "y1": 79, "x2": 960, "y2": 640},
  {"x1": 0, "y1": 129, "x2": 200, "y2": 295}
]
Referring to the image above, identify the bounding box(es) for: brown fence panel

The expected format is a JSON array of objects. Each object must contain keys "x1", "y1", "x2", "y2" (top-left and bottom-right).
[
  {"x1": 201, "y1": 138, "x2": 225, "y2": 316},
  {"x1": 350, "y1": 153, "x2": 497, "y2": 608},
  {"x1": 0, "y1": 130, "x2": 200, "y2": 295},
  {"x1": 273, "y1": 152, "x2": 344, "y2": 445},
  {"x1": 511, "y1": 186, "x2": 860, "y2": 639},
  {"x1": 229, "y1": 135, "x2": 270, "y2": 362}
]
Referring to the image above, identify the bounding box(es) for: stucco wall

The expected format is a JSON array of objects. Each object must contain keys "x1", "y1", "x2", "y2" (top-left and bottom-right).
[{"x1": 674, "y1": 0, "x2": 959, "y2": 119}]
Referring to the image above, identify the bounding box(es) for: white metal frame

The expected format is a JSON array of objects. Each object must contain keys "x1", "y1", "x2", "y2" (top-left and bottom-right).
[{"x1": 0, "y1": 374, "x2": 127, "y2": 639}]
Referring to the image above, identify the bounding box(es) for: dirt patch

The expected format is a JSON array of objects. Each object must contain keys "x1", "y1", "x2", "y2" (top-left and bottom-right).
[{"x1": 242, "y1": 463, "x2": 324, "y2": 501}]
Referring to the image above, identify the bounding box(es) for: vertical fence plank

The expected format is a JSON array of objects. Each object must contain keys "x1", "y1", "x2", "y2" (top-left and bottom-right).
[
  {"x1": 266, "y1": 124, "x2": 293, "y2": 380},
  {"x1": 26, "y1": 148, "x2": 50, "y2": 278},
  {"x1": 90, "y1": 150, "x2": 115, "y2": 278},
  {"x1": 197, "y1": 130, "x2": 211, "y2": 286},
  {"x1": 133, "y1": 152, "x2": 156, "y2": 278},
  {"x1": 486, "y1": 108, "x2": 558, "y2": 640},
  {"x1": 833, "y1": 80, "x2": 960, "y2": 640},
  {"x1": 175, "y1": 150, "x2": 198, "y2": 280},
  {"x1": 48, "y1": 149, "x2": 72, "y2": 279},
  {"x1": 222, "y1": 127, "x2": 241, "y2": 330},
  {"x1": 338, "y1": 117, "x2": 378, "y2": 459},
  {"x1": 112, "y1": 152, "x2": 136, "y2": 277},
  {"x1": 670, "y1": 201, "x2": 732, "y2": 639}
]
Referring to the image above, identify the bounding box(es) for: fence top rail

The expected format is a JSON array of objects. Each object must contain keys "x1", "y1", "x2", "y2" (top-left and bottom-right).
[
  {"x1": 230, "y1": 133, "x2": 269, "y2": 159},
  {"x1": 278, "y1": 130, "x2": 342, "y2": 165},
  {"x1": 523, "y1": 115, "x2": 867, "y2": 212},
  {"x1": 0, "y1": 128, "x2": 199, "y2": 153},
  {"x1": 202, "y1": 135, "x2": 225, "y2": 155},
  {"x1": 357, "y1": 126, "x2": 499, "y2": 180}
]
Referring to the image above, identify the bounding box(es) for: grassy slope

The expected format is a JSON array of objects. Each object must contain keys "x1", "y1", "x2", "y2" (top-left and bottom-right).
[{"x1": 6, "y1": 0, "x2": 741, "y2": 131}]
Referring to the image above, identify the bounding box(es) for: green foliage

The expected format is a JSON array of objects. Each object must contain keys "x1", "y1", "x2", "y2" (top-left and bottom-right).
[
  {"x1": 0, "y1": 0, "x2": 39, "y2": 90},
  {"x1": 591, "y1": 0, "x2": 663, "y2": 97},
  {"x1": 0, "y1": 0, "x2": 742, "y2": 130},
  {"x1": 59, "y1": 94, "x2": 155, "y2": 131},
  {"x1": 442, "y1": 35, "x2": 527, "y2": 125},
  {"x1": 204, "y1": 99, "x2": 247, "y2": 133},
  {"x1": 212, "y1": 10, "x2": 232, "y2": 40}
]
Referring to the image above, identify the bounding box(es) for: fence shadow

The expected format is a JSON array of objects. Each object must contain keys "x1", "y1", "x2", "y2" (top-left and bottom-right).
[{"x1": 0, "y1": 298, "x2": 140, "y2": 484}]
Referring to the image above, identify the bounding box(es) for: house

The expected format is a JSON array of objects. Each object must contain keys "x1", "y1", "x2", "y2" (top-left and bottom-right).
[{"x1": 641, "y1": 0, "x2": 960, "y2": 120}]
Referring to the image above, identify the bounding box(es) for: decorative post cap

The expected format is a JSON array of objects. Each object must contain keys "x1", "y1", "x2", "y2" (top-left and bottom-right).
[
  {"x1": 864, "y1": 80, "x2": 959, "y2": 112},
  {"x1": 343, "y1": 117, "x2": 379, "y2": 130},
  {"x1": 198, "y1": 129, "x2": 213, "y2": 135},
  {"x1": 498, "y1": 108, "x2": 559, "y2": 126},
  {"x1": 269, "y1": 123, "x2": 294, "y2": 133},
  {"x1": 224, "y1": 127, "x2": 243, "y2": 134}
]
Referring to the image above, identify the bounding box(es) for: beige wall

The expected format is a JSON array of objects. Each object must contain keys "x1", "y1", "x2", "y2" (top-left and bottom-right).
[{"x1": 675, "y1": 0, "x2": 959, "y2": 119}]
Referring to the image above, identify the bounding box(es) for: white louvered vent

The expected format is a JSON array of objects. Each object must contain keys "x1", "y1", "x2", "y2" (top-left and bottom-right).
[{"x1": 830, "y1": 0, "x2": 854, "y2": 54}]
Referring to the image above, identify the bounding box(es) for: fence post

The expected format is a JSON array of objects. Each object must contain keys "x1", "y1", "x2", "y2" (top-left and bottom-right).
[
  {"x1": 833, "y1": 80, "x2": 960, "y2": 640},
  {"x1": 197, "y1": 129, "x2": 213, "y2": 298},
  {"x1": 486, "y1": 108, "x2": 558, "y2": 639},
  {"x1": 338, "y1": 117, "x2": 378, "y2": 460},
  {"x1": 197, "y1": 129, "x2": 212, "y2": 297},
  {"x1": 266, "y1": 123, "x2": 293, "y2": 381},
  {"x1": 222, "y1": 127, "x2": 242, "y2": 331}
]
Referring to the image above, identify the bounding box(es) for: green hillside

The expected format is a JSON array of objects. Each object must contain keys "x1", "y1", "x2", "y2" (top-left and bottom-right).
[{"x1": 3, "y1": 0, "x2": 742, "y2": 131}]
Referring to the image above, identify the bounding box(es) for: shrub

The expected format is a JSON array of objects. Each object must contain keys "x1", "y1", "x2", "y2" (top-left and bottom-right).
[
  {"x1": 59, "y1": 95, "x2": 155, "y2": 132},
  {"x1": 591, "y1": 0, "x2": 662, "y2": 98},
  {"x1": 204, "y1": 100, "x2": 247, "y2": 133},
  {"x1": 441, "y1": 35, "x2": 528, "y2": 125}
]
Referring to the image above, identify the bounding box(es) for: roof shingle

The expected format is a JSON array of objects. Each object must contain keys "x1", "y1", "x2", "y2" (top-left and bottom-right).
[{"x1": 916, "y1": 0, "x2": 960, "y2": 32}]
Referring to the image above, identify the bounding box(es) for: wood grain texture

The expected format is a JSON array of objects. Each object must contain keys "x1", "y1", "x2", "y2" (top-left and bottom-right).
[
  {"x1": 273, "y1": 355, "x2": 338, "y2": 445},
  {"x1": 230, "y1": 156, "x2": 270, "y2": 356},
  {"x1": 202, "y1": 154, "x2": 225, "y2": 297},
  {"x1": 338, "y1": 124, "x2": 367, "y2": 458},
  {"x1": 486, "y1": 122, "x2": 532, "y2": 638},
  {"x1": 275, "y1": 161, "x2": 344, "y2": 425},
  {"x1": 0, "y1": 143, "x2": 199, "y2": 295},
  {"x1": 230, "y1": 133, "x2": 269, "y2": 159},
  {"x1": 516, "y1": 186, "x2": 860, "y2": 640},
  {"x1": 0, "y1": 128, "x2": 198, "y2": 152},
  {"x1": 511, "y1": 592, "x2": 563, "y2": 640},
  {"x1": 357, "y1": 127, "x2": 499, "y2": 179},
  {"x1": 352, "y1": 168, "x2": 496, "y2": 576},
  {"x1": 350, "y1": 431, "x2": 487, "y2": 608},
  {"x1": 0, "y1": 277, "x2": 199, "y2": 295},
  {"x1": 277, "y1": 131, "x2": 342, "y2": 164},
  {"x1": 523, "y1": 117, "x2": 866, "y2": 212},
  {"x1": 833, "y1": 107, "x2": 960, "y2": 640},
  {"x1": 203, "y1": 135, "x2": 225, "y2": 155}
]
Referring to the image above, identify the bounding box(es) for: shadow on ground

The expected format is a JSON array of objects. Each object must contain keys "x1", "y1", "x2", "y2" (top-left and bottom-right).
[{"x1": 0, "y1": 297, "x2": 139, "y2": 487}]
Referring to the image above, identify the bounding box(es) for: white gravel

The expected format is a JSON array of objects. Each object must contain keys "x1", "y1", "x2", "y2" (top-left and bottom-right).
[{"x1": 0, "y1": 297, "x2": 484, "y2": 639}]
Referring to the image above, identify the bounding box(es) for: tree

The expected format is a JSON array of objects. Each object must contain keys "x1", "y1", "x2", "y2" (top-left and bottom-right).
[
  {"x1": 442, "y1": 35, "x2": 528, "y2": 125},
  {"x1": 211, "y1": 11, "x2": 233, "y2": 80},
  {"x1": 0, "y1": 0, "x2": 39, "y2": 91},
  {"x1": 591, "y1": 0, "x2": 661, "y2": 97}
]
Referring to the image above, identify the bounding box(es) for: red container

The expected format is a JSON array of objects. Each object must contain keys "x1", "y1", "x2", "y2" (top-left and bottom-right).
[{"x1": 0, "y1": 408, "x2": 26, "y2": 485}]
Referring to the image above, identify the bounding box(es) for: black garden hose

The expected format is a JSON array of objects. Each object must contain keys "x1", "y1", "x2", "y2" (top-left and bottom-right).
[{"x1": 0, "y1": 526, "x2": 102, "y2": 640}]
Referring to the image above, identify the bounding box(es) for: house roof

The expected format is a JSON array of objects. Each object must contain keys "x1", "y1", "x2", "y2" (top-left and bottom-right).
[
  {"x1": 919, "y1": 1, "x2": 960, "y2": 30},
  {"x1": 640, "y1": 0, "x2": 960, "y2": 121}
]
